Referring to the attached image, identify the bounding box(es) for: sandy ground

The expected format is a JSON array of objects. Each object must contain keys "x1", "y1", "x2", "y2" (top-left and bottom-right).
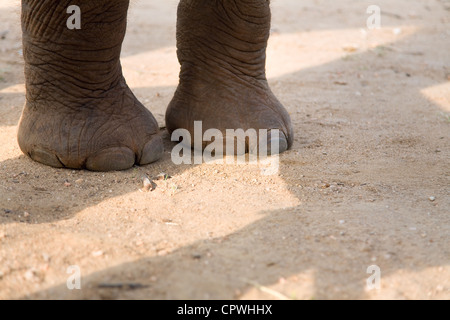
[{"x1": 0, "y1": 0, "x2": 449, "y2": 300}]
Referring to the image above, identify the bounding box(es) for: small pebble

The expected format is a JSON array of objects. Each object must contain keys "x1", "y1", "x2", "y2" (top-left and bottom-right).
[
  {"x1": 42, "y1": 253, "x2": 50, "y2": 262},
  {"x1": 393, "y1": 28, "x2": 402, "y2": 35},
  {"x1": 436, "y1": 285, "x2": 444, "y2": 292},
  {"x1": 24, "y1": 269, "x2": 39, "y2": 282},
  {"x1": 92, "y1": 250, "x2": 104, "y2": 257},
  {"x1": 155, "y1": 173, "x2": 170, "y2": 181},
  {"x1": 141, "y1": 175, "x2": 154, "y2": 192},
  {"x1": 157, "y1": 249, "x2": 168, "y2": 256},
  {"x1": 342, "y1": 44, "x2": 359, "y2": 52},
  {"x1": 23, "y1": 212, "x2": 30, "y2": 218},
  {"x1": 0, "y1": 30, "x2": 8, "y2": 40},
  {"x1": 135, "y1": 240, "x2": 144, "y2": 247},
  {"x1": 429, "y1": 196, "x2": 436, "y2": 202}
]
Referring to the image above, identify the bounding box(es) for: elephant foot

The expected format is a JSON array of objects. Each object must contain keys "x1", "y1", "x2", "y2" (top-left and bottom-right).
[
  {"x1": 19, "y1": 0, "x2": 163, "y2": 171},
  {"x1": 166, "y1": 81, "x2": 293, "y2": 155},
  {"x1": 166, "y1": 0, "x2": 293, "y2": 155},
  {"x1": 18, "y1": 82, "x2": 163, "y2": 171}
]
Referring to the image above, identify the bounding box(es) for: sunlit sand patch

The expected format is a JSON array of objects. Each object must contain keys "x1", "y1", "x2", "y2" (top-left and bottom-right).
[
  {"x1": 421, "y1": 82, "x2": 450, "y2": 112},
  {"x1": 364, "y1": 266, "x2": 450, "y2": 299},
  {"x1": 121, "y1": 46, "x2": 179, "y2": 88},
  {"x1": 240, "y1": 269, "x2": 316, "y2": 300},
  {"x1": 0, "y1": 0, "x2": 18, "y2": 9},
  {"x1": 0, "y1": 127, "x2": 20, "y2": 161},
  {"x1": 0, "y1": 83, "x2": 24, "y2": 94},
  {"x1": 266, "y1": 26, "x2": 417, "y2": 79}
]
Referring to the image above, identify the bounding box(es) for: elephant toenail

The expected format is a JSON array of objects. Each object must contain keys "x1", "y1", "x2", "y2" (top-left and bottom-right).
[
  {"x1": 29, "y1": 148, "x2": 64, "y2": 168},
  {"x1": 86, "y1": 147, "x2": 135, "y2": 172},
  {"x1": 249, "y1": 130, "x2": 289, "y2": 156},
  {"x1": 140, "y1": 136, "x2": 164, "y2": 165}
]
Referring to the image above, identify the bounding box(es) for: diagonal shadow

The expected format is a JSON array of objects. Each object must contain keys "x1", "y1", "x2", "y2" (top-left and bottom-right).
[{"x1": 18, "y1": 199, "x2": 450, "y2": 300}]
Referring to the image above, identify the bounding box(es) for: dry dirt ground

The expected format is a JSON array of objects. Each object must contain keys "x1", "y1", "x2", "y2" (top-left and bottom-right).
[{"x1": 0, "y1": 0, "x2": 449, "y2": 300}]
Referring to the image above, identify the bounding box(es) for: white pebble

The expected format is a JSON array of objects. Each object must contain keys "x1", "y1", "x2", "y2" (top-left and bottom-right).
[
  {"x1": 141, "y1": 175, "x2": 154, "y2": 192},
  {"x1": 24, "y1": 269, "x2": 39, "y2": 282},
  {"x1": 92, "y1": 250, "x2": 104, "y2": 257},
  {"x1": 393, "y1": 28, "x2": 402, "y2": 35}
]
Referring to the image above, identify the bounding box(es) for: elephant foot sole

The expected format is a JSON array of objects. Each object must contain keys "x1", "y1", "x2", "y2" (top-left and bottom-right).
[{"x1": 18, "y1": 83, "x2": 164, "y2": 171}]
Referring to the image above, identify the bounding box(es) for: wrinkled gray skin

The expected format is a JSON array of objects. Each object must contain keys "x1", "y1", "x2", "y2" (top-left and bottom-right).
[{"x1": 18, "y1": 0, "x2": 293, "y2": 171}]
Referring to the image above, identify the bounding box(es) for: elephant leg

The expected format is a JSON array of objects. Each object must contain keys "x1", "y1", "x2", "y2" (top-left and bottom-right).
[
  {"x1": 18, "y1": 0, "x2": 163, "y2": 171},
  {"x1": 166, "y1": 0, "x2": 294, "y2": 154}
]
